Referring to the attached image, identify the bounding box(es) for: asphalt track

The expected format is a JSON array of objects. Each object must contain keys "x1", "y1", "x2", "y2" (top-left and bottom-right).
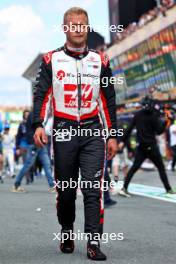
[{"x1": 0, "y1": 170, "x2": 176, "y2": 264}]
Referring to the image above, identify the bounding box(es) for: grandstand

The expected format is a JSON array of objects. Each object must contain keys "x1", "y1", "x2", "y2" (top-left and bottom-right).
[{"x1": 107, "y1": 4, "x2": 176, "y2": 112}]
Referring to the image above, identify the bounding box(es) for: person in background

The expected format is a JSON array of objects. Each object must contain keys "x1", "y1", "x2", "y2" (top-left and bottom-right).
[
  {"x1": 111, "y1": 121, "x2": 131, "y2": 182},
  {"x1": 2, "y1": 124, "x2": 15, "y2": 178},
  {"x1": 16, "y1": 110, "x2": 30, "y2": 156},
  {"x1": 169, "y1": 119, "x2": 176, "y2": 171},
  {"x1": 0, "y1": 133, "x2": 3, "y2": 183},
  {"x1": 0, "y1": 117, "x2": 3, "y2": 183},
  {"x1": 104, "y1": 163, "x2": 117, "y2": 208},
  {"x1": 11, "y1": 111, "x2": 54, "y2": 193},
  {"x1": 112, "y1": 147, "x2": 130, "y2": 183},
  {"x1": 119, "y1": 96, "x2": 176, "y2": 197},
  {"x1": 16, "y1": 110, "x2": 32, "y2": 184}
]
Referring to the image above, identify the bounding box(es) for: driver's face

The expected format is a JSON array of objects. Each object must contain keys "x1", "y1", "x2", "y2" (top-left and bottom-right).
[{"x1": 63, "y1": 14, "x2": 89, "y2": 47}]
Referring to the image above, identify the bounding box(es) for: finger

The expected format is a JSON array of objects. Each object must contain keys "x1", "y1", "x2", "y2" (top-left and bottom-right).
[
  {"x1": 37, "y1": 137, "x2": 44, "y2": 147},
  {"x1": 107, "y1": 150, "x2": 113, "y2": 160},
  {"x1": 109, "y1": 148, "x2": 117, "y2": 159},
  {"x1": 107, "y1": 153, "x2": 113, "y2": 160},
  {"x1": 42, "y1": 132, "x2": 48, "y2": 144},
  {"x1": 37, "y1": 136, "x2": 44, "y2": 147},
  {"x1": 34, "y1": 134, "x2": 44, "y2": 147},
  {"x1": 110, "y1": 152, "x2": 116, "y2": 160}
]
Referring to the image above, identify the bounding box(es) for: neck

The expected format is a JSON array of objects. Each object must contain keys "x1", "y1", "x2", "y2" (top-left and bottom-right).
[{"x1": 66, "y1": 42, "x2": 86, "y2": 52}]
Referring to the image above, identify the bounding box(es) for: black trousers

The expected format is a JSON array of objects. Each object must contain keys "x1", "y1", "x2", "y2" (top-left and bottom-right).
[
  {"x1": 124, "y1": 144, "x2": 171, "y2": 192},
  {"x1": 171, "y1": 145, "x2": 176, "y2": 170},
  {"x1": 53, "y1": 118, "x2": 106, "y2": 236}
]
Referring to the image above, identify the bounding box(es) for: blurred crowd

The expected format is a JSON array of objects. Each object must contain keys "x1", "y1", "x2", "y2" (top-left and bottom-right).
[{"x1": 112, "y1": 0, "x2": 175, "y2": 45}]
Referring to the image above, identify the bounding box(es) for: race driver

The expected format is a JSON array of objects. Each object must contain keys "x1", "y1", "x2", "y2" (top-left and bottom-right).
[{"x1": 33, "y1": 7, "x2": 118, "y2": 261}]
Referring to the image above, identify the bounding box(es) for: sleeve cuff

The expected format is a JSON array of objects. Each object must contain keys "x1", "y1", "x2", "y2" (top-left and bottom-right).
[{"x1": 33, "y1": 122, "x2": 43, "y2": 130}]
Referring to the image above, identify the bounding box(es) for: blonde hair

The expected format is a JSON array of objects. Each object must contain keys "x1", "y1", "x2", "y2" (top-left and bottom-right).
[{"x1": 64, "y1": 7, "x2": 89, "y2": 24}]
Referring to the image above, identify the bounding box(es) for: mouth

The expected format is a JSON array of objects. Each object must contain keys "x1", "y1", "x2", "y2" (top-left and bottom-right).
[{"x1": 74, "y1": 34, "x2": 84, "y2": 37}]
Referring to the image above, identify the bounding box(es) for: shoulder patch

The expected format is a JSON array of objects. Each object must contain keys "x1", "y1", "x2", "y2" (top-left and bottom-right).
[
  {"x1": 43, "y1": 51, "x2": 53, "y2": 64},
  {"x1": 99, "y1": 52, "x2": 109, "y2": 67},
  {"x1": 43, "y1": 47, "x2": 63, "y2": 64}
]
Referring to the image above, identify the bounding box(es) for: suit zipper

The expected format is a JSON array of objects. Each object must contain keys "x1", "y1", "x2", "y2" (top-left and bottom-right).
[{"x1": 76, "y1": 60, "x2": 81, "y2": 122}]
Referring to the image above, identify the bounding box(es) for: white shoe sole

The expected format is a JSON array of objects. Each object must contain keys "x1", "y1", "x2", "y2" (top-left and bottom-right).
[{"x1": 118, "y1": 190, "x2": 131, "y2": 198}]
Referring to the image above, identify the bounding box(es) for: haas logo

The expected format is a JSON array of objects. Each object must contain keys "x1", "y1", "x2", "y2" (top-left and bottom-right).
[
  {"x1": 57, "y1": 70, "x2": 65, "y2": 80},
  {"x1": 64, "y1": 84, "x2": 93, "y2": 108}
]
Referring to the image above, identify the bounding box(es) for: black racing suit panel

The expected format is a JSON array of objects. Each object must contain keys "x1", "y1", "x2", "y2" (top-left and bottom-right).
[
  {"x1": 99, "y1": 59, "x2": 117, "y2": 132},
  {"x1": 33, "y1": 57, "x2": 52, "y2": 128}
]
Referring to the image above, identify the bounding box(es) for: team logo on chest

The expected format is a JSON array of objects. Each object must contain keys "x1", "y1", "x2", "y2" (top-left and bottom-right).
[
  {"x1": 56, "y1": 70, "x2": 65, "y2": 80},
  {"x1": 64, "y1": 84, "x2": 93, "y2": 108}
]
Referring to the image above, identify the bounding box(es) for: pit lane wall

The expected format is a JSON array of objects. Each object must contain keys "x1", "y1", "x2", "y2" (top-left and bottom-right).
[{"x1": 107, "y1": 6, "x2": 176, "y2": 106}]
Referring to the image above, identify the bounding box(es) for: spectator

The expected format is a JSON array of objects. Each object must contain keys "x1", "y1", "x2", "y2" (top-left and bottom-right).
[
  {"x1": 0, "y1": 132, "x2": 3, "y2": 183},
  {"x1": 16, "y1": 109, "x2": 32, "y2": 184},
  {"x1": 169, "y1": 120, "x2": 176, "y2": 171},
  {"x1": 2, "y1": 124, "x2": 15, "y2": 178},
  {"x1": 11, "y1": 112, "x2": 54, "y2": 193}
]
